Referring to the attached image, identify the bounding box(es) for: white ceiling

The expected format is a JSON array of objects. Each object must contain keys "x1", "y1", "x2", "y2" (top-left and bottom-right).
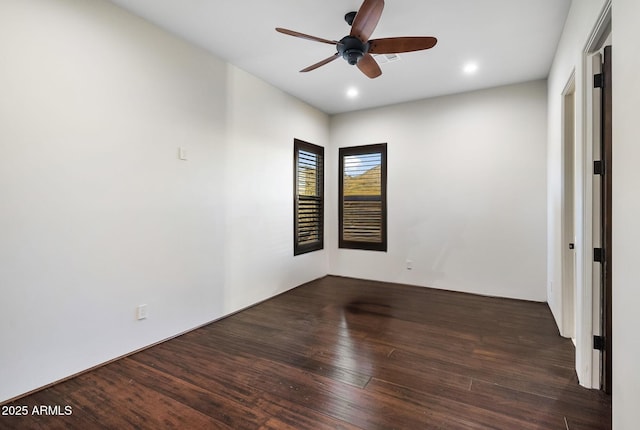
[{"x1": 107, "y1": 0, "x2": 571, "y2": 115}]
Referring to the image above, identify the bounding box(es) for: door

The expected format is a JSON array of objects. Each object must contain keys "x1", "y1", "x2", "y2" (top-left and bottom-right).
[{"x1": 595, "y1": 45, "x2": 612, "y2": 394}]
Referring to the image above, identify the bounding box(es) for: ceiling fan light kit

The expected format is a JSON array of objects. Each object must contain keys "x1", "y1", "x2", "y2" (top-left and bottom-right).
[{"x1": 276, "y1": 0, "x2": 437, "y2": 79}]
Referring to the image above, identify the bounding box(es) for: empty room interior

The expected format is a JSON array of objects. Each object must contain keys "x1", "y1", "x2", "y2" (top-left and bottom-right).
[{"x1": 1, "y1": 0, "x2": 639, "y2": 429}]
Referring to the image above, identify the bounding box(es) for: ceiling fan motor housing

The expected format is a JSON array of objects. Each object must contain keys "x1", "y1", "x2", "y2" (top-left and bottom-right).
[{"x1": 337, "y1": 36, "x2": 370, "y2": 65}]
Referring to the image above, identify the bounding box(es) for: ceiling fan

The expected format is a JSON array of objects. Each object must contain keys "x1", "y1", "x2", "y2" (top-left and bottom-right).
[{"x1": 275, "y1": 0, "x2": 437, "y2": 79}]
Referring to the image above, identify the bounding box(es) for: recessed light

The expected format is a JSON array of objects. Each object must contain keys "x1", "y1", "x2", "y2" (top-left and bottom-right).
[
  {"x1": 346, "y1": 87, "x2": 359, "y2": 99},
  {"x1": 463, "y1": 62, "x2": 479, "y2": 74}
]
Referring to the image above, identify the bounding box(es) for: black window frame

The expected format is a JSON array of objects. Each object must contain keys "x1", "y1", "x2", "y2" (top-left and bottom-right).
[
  {"x1": 294, "y1": 139, "x2": 324, "y2": 255},
  {"x1": 339, "y1": 143, "x2": 387, "y2": 252}
]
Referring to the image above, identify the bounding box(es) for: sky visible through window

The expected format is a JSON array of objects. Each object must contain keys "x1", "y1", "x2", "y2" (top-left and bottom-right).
[
  {"x1": 344, "y1": 153, "x2": 381, "y2": 177},
  {"x1": 298, "y1": 150, "x2": 319, "y2": 196}
]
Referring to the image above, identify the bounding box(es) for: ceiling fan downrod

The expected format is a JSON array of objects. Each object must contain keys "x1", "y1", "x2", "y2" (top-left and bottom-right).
[{"x1": 344, "y1": 11, "x2": 357, "y2": 26}]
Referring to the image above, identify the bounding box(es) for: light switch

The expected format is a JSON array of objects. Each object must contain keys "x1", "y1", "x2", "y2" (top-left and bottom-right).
[{"x1": 178, "y1": 147, "x2": 188, "y2": 161}]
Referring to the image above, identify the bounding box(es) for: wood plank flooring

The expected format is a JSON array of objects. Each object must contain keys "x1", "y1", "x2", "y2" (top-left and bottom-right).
[{"x1": 0, "y1": 276, "x2": 611, "y2": 429}]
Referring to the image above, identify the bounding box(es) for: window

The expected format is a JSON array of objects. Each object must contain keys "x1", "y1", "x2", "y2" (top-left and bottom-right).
[
  {"x1": 294, "y1": 139, "x2": 324, "y2": 255},
  {"x1": 339, "y1": 143, "x2": 387, "y2": 251}
]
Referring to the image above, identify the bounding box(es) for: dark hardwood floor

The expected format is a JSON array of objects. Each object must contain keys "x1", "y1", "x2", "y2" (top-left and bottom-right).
[{"x1": 1, "y1": 276, "x2": 611, "y2": 429}]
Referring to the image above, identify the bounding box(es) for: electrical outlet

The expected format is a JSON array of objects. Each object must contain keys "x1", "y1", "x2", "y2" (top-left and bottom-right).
[{"x1": 136, "y1": 304, "x2": 148, "y2": 320}]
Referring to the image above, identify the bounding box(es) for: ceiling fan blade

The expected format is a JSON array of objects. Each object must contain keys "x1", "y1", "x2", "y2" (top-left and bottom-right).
[
  {"x1": 350, "y1": 0, "x2": 385, "y2": 42},
  {"x1": 300, "y1": 53, "x2": 341, "y2": 72},
  {"x1": 276, "y1": 28, "x2": 338, "y2": 45},
  {"x1": 357, "y1": 53, "x2": 382, "y2": 79},
  {"x1": 369, "y1": 37, "x2": 438, "y2": 54}
]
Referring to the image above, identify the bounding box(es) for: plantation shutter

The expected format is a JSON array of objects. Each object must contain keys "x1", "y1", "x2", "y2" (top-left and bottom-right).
[
  {"x1": 294, "y1": 139, "x2": 324, "y2": 255},
  {"x1": 339, "y1": 144, "x2": 387, "y2": 251}
]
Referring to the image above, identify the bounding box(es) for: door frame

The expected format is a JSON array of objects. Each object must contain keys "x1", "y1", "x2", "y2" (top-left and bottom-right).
[
  {"x1": 561, "y1": 74, "x2": 576, "y2": 341},
  {"x1": 578, "y1": 0, "x2": 611, "y2": 390}
]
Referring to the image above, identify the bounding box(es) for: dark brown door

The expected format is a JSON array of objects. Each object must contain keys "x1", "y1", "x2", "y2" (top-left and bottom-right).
[{"x1": 600, "y1": 45, "x2": 612, "y2": 394}]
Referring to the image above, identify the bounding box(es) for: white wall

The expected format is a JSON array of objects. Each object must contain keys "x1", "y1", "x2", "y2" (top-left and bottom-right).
[
  {"x1": 223, "y1": 66, "x2": 329, "y2": 311},
  {"x1": 0, "y1": 0, "x2": 328, "y2": 403},
  {"x1": 612, "y1": 0, "x2": 640, "y2": 427},
  {"x1": 328, "y1": 81, "x2": 548, "y2": 302}
]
